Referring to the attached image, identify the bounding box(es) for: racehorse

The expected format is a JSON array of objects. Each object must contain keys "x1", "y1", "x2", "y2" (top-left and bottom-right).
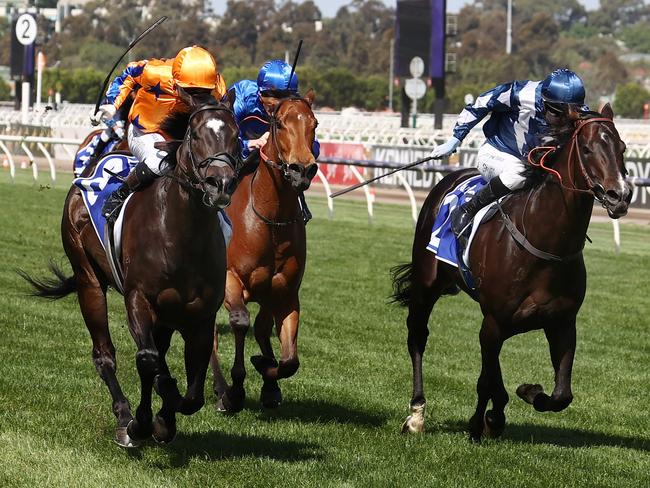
[
  {"x1": 21, "y1": 87, "x2": 241, "y2": 447},
  {"x1": 210, "y1": 90, "x2": 318, "y2": 412},
  {"x1": 392, "y1": 104, "x2": 631, "y2": 441}
]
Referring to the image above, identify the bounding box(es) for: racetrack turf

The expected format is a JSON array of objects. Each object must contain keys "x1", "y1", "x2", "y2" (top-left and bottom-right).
[{"x1": 1, "y1": 173, "x2": 648, "y2": 487}]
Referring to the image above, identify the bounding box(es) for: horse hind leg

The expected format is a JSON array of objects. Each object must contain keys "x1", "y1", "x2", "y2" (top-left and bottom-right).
[
  {"x1": 516, "y1": 319, "x2": 576, "y2": 413},
  {"x1": 250, "y1": 307, "x2": 282, "y2": 408}
]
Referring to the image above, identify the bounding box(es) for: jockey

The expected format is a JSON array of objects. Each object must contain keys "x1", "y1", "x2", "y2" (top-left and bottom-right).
[
  {"x1": 430, "y1": 68, "x2": 587, "y2": 243},
  {"x1": 227, "y1": 59, "x2": 319, "y2": 222},
  {"x1": 92, "y1": 45, "x2": 227, "y2": 221}
]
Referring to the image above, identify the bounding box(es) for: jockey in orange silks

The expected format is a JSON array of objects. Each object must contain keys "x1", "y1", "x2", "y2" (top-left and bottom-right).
[{"x1": 92, "y1": 45, "x2": 227, "y2": 221}]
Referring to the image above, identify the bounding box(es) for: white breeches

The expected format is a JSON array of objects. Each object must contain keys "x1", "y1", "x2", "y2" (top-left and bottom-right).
[
  {"x1": 476, "y1": 143, "x2": 527, "y2": 190},
  {"x1": 127, "y1": 125, "x2": 170, "y2": 176}
]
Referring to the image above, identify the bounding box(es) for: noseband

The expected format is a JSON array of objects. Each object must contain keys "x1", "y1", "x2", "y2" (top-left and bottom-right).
[{"x1": 527, "y1": 117, "x2": 617, "y2": 203}]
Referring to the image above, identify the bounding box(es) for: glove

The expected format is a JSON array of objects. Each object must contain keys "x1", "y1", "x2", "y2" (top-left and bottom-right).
[
  {"x1": 430, "y1": 137, "x2": 461, "y2": 159},
  {"x1": 90, "y1": 104, "x2": 117, "y2": 126}
]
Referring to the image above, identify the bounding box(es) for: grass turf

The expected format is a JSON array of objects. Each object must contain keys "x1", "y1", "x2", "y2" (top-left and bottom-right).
[{"x1": 1, "y1": 172, "x2": 649, "y2": 487}]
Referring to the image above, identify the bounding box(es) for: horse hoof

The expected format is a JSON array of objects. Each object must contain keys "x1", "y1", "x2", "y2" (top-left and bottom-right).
[
  {"x1": 152, "y1": 415, "x2": 177, "y2": 445},
  {"x1": 251, "y1": 355, "x2": 278, "y2": 375},
  {"x1": 126, "y1": 419, "x2": 152, "y2": 443},
  {"x1": 114, "y1": 426, "x2": 140, "y2": 448},
  {"x1": 260, "y1": 385, "x2": 282, "y2": 409},
  {"x1": 400, "y1": 403, "x2": 426, "y2": 434},
  {"x1": 483, "y1": 410, "x2": 505, "y2": 438},
  {"x1": 516, "y1": 383, "x2": 544, "y2": 405},
  {"x1": 216, "y1": 388, "x2": 245, "y2": 414}
]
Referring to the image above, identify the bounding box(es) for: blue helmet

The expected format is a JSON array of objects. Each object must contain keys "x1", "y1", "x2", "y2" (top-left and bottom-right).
[
  {"x1": 541, "y1": 69, "x2": 585, "y2": 105},
  {"x1": 257, "y1": 59, "x2": 298, "y2": 93}
]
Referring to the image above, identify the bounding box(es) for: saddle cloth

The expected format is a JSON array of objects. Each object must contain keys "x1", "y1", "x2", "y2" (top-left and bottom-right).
[
  {"x1": 426, "y1": 175, "x2": 498, "y2": 268},
  {"x1": 73, "y1": 134, "x2": 120, "y2": 177}
]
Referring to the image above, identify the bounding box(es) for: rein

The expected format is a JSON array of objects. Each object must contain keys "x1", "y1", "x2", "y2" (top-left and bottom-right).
[{"x1": 527, "y1": 117, "x2": 615, "y2": 203}]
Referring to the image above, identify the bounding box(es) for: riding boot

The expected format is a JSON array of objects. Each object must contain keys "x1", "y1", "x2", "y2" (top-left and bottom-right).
[
  {"x1": 298, "y1": 192, "x2": 312, "y2": 224},
  {"x1": 102, "y1": 161, "x2": 158, "y2": 223},
  {"x1": 450, "y1": 176, "x2": 511, "y2": 243}
]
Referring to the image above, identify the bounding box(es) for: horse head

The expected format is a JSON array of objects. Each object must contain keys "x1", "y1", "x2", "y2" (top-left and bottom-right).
[
  {"x1": 261, "y1": 89, "x2": 318, "y2": 192},
  {"x1": 159, "y1": 86, "x2": 241, "y2": 209},
  {"x1": 569, "y1": 104, "x2": 631, "y2": 219}
]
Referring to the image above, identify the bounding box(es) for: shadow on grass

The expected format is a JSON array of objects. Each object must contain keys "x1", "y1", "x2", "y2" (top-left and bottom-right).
[
  {"x1": 162, "y1": 430, "x2": 322, "y2": 466},
  {"x1": 255, "y1": 398, "x2": 388, "y2": 427},
  {"x1": 439, "y1": 419, "x2": 650, "y2": 451}
]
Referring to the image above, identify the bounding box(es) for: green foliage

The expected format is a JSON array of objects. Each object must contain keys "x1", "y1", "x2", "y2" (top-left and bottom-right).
[
  {"x1": 0, "y1": 77, "x2": 11, "y2": 101},
  {"x1": 614, "y1": 82, "x2": 650, "y2": 117},
  {"x1": 42, "y1": 68, "x2": 104, "y2": 103},
  {"x1": 1, "y1": 176, "x2": 650, "y2": 486},
  {"x1": 620, "y1": 23, "x2": 650, "y2": 53}
]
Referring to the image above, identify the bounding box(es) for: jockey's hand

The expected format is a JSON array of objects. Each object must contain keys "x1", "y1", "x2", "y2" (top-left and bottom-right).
[
  {"x1": 430, "y1": 137, "x2": 461, "y2": 159},
  {"x1": 248, "y1": 132, "x2": 270, "y2": 150},
  {"x1": 90, "y1": 104, "x2": 117, "y2": 126}
]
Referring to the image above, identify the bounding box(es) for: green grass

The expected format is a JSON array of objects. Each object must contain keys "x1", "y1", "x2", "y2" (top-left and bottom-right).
[{"x1": 1, "y1": 172, "x2": 649, "y2": 487}]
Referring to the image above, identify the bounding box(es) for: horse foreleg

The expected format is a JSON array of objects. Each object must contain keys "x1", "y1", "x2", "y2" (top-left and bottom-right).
[
  {"x1": 469, "y1": 316, "x2": 508, "y2": 442},
  {"x1": 517, "y1": 319, "x2": 576, "y2": 412},
  {"x1": 125, "y1": 289, "x2": 159, "y2": 442},
  {"x1": 250, "y1": 307, "x2": 282, "y2": 408},
  {"x1": 263, "y1": 300, "x2": 300, "y2": 382},
  {"x1": 210, "y1": 324, "x2": 228, "y2": 401},
  {"x1": 216, "y1": 270, "x2": 249, "y2": 413},
  {"x1": 77, "y1": 281, "x2": 134, "y2": 447},
  {"x1": 151, "y1": 326, "x2": 183, "y2": 444}
]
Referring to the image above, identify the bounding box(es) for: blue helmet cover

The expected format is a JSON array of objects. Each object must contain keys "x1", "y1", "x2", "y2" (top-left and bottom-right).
[
  {"x1": 541, "y1": 68, "x2": 585, "y2": 105},
  {"x1": 257, "y1": 59, "x2": 299, "y2": 92}
]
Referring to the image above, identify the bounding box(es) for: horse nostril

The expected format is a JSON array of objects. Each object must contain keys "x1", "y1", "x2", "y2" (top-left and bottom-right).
[
  {"x1": 606, "y1": 189, "x2": 621, "y2": 203},
  {"x1": 305, "y1": 163, "x2": 318, "y2": 180}
]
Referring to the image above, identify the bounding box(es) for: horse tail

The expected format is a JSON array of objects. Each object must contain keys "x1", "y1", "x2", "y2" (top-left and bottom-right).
[
  {"x1": 390, "y1": 262, "x2": 414, "y2": 307},
  {"x1": 17, "y1": 262, "x2": 77, "y2": 300}
]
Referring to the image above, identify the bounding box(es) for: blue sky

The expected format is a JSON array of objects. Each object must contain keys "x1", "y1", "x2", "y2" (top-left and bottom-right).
[{"x1": 211, "y1": 0, "x2": 601, "y2": 17}]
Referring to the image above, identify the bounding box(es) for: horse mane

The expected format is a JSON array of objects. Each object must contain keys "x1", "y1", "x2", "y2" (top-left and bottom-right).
[
  {"x1": 523, "y1": 109, "x2": 604, "y2": 187},
  {"x1": 159, "y1": 91, "x2": 220, "y2": 141}
]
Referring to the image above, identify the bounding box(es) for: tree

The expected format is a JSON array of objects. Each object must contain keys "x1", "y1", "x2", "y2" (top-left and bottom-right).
[{"x1": 613, "y1": 82, "x2": 650, "y2": 117}]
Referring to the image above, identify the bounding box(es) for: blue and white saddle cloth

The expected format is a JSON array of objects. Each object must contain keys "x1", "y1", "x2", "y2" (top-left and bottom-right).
[
  {"x1": 72, "y1": 153, "x2": 138, "y2": 252},
  {"x1": 427, "y1": 175, "x2": 497, "y2": 269},
  {"x1": 73, "y1": 133, "x2": 121, "y2": 177}
]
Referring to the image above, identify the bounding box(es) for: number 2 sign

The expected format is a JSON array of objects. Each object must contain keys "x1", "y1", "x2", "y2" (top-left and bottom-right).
[{"x1": 15, "y1": 13, "x2": 37, "y2": 46}]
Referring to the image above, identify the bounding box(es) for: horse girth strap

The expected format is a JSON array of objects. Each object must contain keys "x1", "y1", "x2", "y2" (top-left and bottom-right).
[{"x1": 495, "y1": 201, "x2": 584, "y2": 262}]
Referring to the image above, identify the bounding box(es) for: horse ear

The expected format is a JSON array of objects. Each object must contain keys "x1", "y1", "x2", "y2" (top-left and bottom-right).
[
  {"x1": 154, "y1": 140, "x2": 183, "y2": 154},
  {"x1": 601, "y1": 103, "x2": 614, "y2": 120},
  {"x1": 304, "y1": 88, "x2": 316, "y2": 107},
  {"x1": 222, "y1": 88, "x2": 236, "y2": 111},
  {"x1": 260, "y1": 93, "x2": 281, "y2": 116},
  {"x1": 176, "y1": 84, "x2": 195, "y2": 109}
]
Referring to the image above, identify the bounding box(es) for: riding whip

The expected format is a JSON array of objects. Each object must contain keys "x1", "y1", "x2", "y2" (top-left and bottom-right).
[
  {"x1": 92, "y1": 16, "x2": 168, "y2": 117},
  {"x1": 329, "y1": 156, "x2": 435, "y2": 198},
  {"x1": 287, "y1": 39, "x2": 303, "y2": 90}
]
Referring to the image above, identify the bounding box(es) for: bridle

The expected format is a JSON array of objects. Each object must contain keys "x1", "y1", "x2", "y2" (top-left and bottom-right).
[
  {"x1": 251, "y1": 96, "x2": 317, "y2": 226},
  {"x1": 171, "y1": 104, "x2": 241, "y2": 207},
  {"x1": 527, "y1": 117, "x2": 618, "y2": 204}
]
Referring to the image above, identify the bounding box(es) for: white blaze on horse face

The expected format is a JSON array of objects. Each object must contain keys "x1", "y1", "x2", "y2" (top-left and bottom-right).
[{"x1": 206, "y1": 119, "x2": 224, "y2": 138}]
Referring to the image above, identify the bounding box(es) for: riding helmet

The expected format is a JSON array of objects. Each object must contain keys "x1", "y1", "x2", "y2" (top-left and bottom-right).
[
  {"x1": 257, "y1": 59, "x2": 299, "y2": 93},
  {"x1": 540, "y1": 68, "x2": 585, "y2": 105},
  {"x1": 173, "y1": 46, "x2": 218, "y2": 90}
]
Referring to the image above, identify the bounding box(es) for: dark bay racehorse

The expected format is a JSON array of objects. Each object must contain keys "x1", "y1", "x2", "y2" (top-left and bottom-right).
[
  {"x1": 392, "y1": 104, "x2": 631, "y2": 441},
  {"x1": 21, "y1": 88, "x2": 240, "y2": 447},
  {"x1": 211, "y1": 90, "x2": 318, "y2": 412}
]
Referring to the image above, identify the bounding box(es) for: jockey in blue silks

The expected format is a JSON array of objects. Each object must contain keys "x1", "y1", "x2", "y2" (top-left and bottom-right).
[
  {"x1": 430, "y1": 68, "x2": 587, "y2": 243},
  {"x1": 227, "y1": 59, "x2": 320, "y2": 222}
]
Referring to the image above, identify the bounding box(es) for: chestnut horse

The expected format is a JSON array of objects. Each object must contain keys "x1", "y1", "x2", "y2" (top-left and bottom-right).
[
  {"x1": 211, "y1": 90, "x2": 318, "y2": 412},
  {"x1": 21, "y1": 88, "x2": 241, "y2": 447},
  {"x1": 392, "y1": 104, "x2": 631, "y2": 441}
]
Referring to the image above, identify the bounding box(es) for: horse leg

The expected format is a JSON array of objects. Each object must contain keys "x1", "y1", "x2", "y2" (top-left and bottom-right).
[
  {"x1": 151, "y1": 326, "x2": 183, "y2": 444},
  {"x1": 401, "y1": 294, "x2": 436, "y2": 434},
  {"x1": 77, "y1": 281, "x2": 134, "y2": 447},
  {"x1": 516, "y1": 319, "x2": 576, "y2": 412},
  {"x1": 468, "y1": 315, "x2": 508, "y2": 442},
  {"x1": 216, "y1": 271, "x2": 249, "y2": 413},
  {"x1": 210, "y1": 324, "x2": 229, "y2": 402},
  {"x1": 124, "y1": 289, "x2": 159, "y2": 442},
  {"x1": 254, "y1": 298, "x2": 300, "y2": 383},
  {"x1": 250, "y1": 307, "x2": 282, "y2": 408}
]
